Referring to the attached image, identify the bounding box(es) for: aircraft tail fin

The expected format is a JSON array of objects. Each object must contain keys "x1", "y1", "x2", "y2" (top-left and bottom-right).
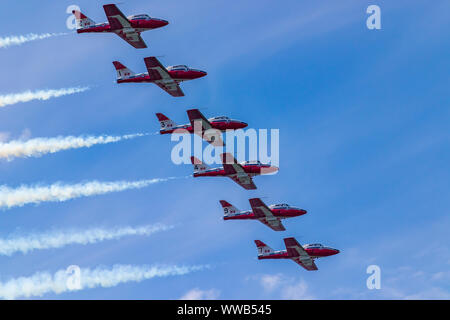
[
  {"x1": 255, "y1": 240, "x2": 274, "y2": 257},
  {"x1": 156, "y1": 113, "x2": 176, "y2": 130},
  {"x1": 219, "y1": 200, "x2": 239, "y2": 218},
  {"x1": 112, "y1": 61, "x2": 135, "y2": 79},
  {"x1": 72, "y1": 10, "x2": 96, "y2": 29},
  {"x1": 191, "y1": 156, "x2": 210, "y2": 173}
]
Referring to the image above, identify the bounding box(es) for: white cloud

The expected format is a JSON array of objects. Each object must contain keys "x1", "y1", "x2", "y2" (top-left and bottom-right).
[
  {"x1": 431, "y1": 271, "x2": 450, "y2": 282},
  {"x1": 260, "y1": 274, "x2": 282, "y2": 292},
  {"x1": 254, "y1": 273, "x2": 315, "y2": 300},
  {"x1": 280, "y1": 279, "x2": 315, "y2": 300},
  {"x1": 180, "y1": 288, "x2": 220, "y2": 300},
  {"x1": 403, "y1": 287, "x2": 450, "y2": 300}
]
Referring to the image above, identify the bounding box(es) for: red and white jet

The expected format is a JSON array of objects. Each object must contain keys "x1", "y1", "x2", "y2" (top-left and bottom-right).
[
  {"x1": 220, "y1": 198, "x2": 307, "y2": 231},
  {"x1": 72, "y1": 4, "x2": 168, "y2": 48},
  {"x1": 255, "y1": 238, "x2": 340, "y2": 271},
  {"x1": 191, "y1": 153, "x2": 278, "y2": 190},
  {"x1": 156, "y1": 109, "x2": 248, "y2": 146},
  {"x1": 113, "y1": 57, "x2": 207, "y2": 97}
]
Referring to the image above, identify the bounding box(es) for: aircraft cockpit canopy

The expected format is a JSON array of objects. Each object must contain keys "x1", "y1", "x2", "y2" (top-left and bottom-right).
[
  {"x1": 270, "y1": 204, "x2": 290, "y2": 209},
  {"x1": 210, "y1": 116, "x2": 230, "y2": 121},
  {"x1": 128, "y1": 14, "x2": 151, "y2": 20},
  {"x1": 304, "y1": 244, "x2": 323, "y2": 249},
  {"x1": 242, "y1": 160, "x2": 262, "y2": 166},
  {"x1": 167, "y1": 65, "x2": 189, "y2": 71}
]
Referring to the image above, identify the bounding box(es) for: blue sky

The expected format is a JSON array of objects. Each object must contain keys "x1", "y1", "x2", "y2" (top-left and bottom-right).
[{"x1": 0, "y1": 0, "x2": 448, "y2": 299}]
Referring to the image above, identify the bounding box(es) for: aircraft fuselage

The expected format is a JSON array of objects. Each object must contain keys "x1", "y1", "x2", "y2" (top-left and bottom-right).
[
  {"x1": 194, "y1": 164, "x2": 278, "y2": 178},
  {"x1": 76, "y1": 18, "x2": 168, "y2": 34},
  {"x1": 258, "y1": 247, "x2": 340, "y2": 260},
  {"x1": 160, "y1": 120, "x2": 248, "y2": 134},
  {"x1": 224, "y1": 207, "x2": 307, "y2": 220},
  {"x1": 116, "y1": 70, "x2": 207, "y2": 84}
]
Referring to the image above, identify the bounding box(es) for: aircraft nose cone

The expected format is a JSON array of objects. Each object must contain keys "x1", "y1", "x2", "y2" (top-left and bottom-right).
[
  {"x1": 334, "y1": 249, "x2": 340, "y2": 255},
  {"x1": 261, "y1": 165, "x2": 278, "y2": 175},
  {"x1": 162, "y1": 20, "x2": 169, "y2": 26},
  {"x1": 241, "y1": 122, "x2": 248, "y2": 128},
  {"x1": 292, "y1": 209, "x2": 306, "y2": 217}
]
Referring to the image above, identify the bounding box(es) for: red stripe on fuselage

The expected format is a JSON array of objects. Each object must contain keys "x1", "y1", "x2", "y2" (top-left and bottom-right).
[
  {"x1": 77, "y1": 25, "x2": 111, "y2": 33},
  {"x1": 224, "y1": 213, "x2": 256, "y2": 220},
  {"x1": 260, "y1": 248, "x2": 338, "y2": 260},
  {"x1": 258, "y1": 252, "x2": 290, "y2": 260},
  {"x1": 225, "y1": 208, "x2": 305, "y2": 220}
]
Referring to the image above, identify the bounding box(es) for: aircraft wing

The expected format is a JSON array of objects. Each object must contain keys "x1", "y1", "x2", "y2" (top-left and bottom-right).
[
  {"x1": 187, "y1": 109, "x2": 212, "y2": 130},
  {"x1": 249, "y1": 198, "x2": 285, "y2": 231},
  {"x1": 221, "y1": 153, "x2": 256, "y2": 190},
  {"x1": 114, "y1": 31, "x2": 147, "y2": 48},
  {"x1": 284, "y1": 237, "x2": 318, "y2": 271},
  {"x1": 230, "y1": 175, "x2": 257, "y2": 190},
  {"x1": 103, "y1": 4, "x2": 132, "y2": 29},
  {"x1": 103, "y1": 5, "x2": 147, "y2": 48},
  {"x1": 144, "y1": 57, "x2": 184, "y2": 97},
  {"x1": 187, "y1": 109, "x2": 224, "y2": 146}
]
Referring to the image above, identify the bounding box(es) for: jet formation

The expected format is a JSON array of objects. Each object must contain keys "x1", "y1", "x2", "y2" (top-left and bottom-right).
[
  {"x1": 154, "y1": 108, "x2": 339, "y2": 270},
  {"x1": 73, "y1": 5, "x2": 206, "y2": 97},
  {"x1": 73, "y1": 4, "x2": 340, "y2": 272}
]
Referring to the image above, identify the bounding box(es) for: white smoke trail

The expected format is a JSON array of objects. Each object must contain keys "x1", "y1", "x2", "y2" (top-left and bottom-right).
[
  {"x1": 0, "y1": 87, "x2": 89, "y2": 108},
  {"x1": 0, "y1": 32, "x2": 67, "y2": 49},
  {"x1": 0, "y1": 224, "x2": 173, "y2": 256},
  {"x1": 0, "y1": 264, "x2": 207, "y2": 299},
  {"x1": 0, "y1": 177, "x2": 179, "y2": 209},
  {"x1": 0, "y1": 133, "x2": 148, "y2": 160}
]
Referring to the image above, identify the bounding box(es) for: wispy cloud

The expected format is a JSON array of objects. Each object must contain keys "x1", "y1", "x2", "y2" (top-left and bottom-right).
[
  {"x1": 0, "y1": 224, "x2": 173, "y2": 256},
  {"x1": 252, "y1": 273, "x2": 315, "y2": 300},
  {"x1": 0, "y1": 264, "x2": 207, "y2": 299},
  {"x1": 0, "y1": 87, "x2": 89, "y2": 108},
  {"x1": 259, "y1": 274, "x2": 283, "y2": 292},
  {"x1": 0, "y1": 32, "x2": 67, "y2": 49},
  {"x1": 280, "y1": 278, "x2": 315, "y2": 300},
  {"x1": 180, "y1": 288, "x2": 220, "y2": 300},
  {"x1": 0, "y1": 177, "x2": 181, "y2": 209},
  {"x1": 0, "y1": 133, "x2": 148, "y2": 160}
]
